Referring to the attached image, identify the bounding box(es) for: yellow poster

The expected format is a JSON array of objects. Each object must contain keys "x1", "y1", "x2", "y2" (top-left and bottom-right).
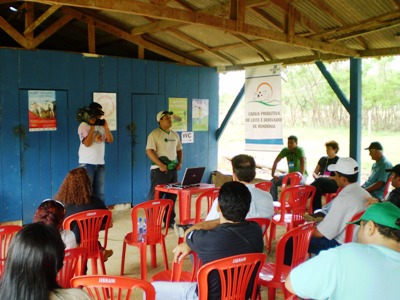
[{"x1": 168, "y1": 97, "x2": 187, "y2": 131}]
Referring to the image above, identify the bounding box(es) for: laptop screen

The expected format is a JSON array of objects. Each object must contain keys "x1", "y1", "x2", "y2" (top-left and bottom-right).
[{"x1": 180, "y1": 167, "x2": 206, "y2": 186}]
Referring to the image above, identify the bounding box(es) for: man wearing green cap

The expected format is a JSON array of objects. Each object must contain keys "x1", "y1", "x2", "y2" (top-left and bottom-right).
[
  {"x1": 285, "y1": 201, "x2": 400, "y2": 300},
  {"x1": 146, "y1": 110, "x2": 183, "y2": 228}
]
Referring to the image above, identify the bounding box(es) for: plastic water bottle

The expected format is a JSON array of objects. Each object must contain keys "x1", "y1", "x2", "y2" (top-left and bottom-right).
[
  {"x1": 141, "y1": 218, "x2": 147, "y2": 242},
  {"x1": 137, "y1": 217, "x2": 142, "y2": 242}
]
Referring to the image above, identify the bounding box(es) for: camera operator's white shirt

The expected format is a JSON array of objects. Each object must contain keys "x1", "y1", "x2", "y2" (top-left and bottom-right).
[{"x1": 78, "y1": 123, "x2": 106, "y2": 165}]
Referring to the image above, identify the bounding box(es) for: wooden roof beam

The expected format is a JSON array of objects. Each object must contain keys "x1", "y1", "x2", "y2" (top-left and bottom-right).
[
  {"x1": 231, "y1": 33, "x2": 273, "y2": 60},
  {"x1": 168, "y1": 28, "x2": 237, "y2": 64},
  {"x1": 0, "y1": 15, "x2": 29, "y2": 47},
  {"x1": 32, "y1": 0, "x2": 359, "y2": 56},
  {"x1": 62, "y1": 7, "x2": 204, "y2": 65},
  {"x1": 24, "y1": 4, "x2": 62, "y2": 35},
  {"x1": 311, "y1": 10, "x2": 400, "y2": 40},
  {"x1": 29, "y1": 14, "x2": 74, "y2": 48}
]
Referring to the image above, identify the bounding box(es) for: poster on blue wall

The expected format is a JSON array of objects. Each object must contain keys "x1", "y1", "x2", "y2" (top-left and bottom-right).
[
  {"x1": 93, "y1": 92, "x2": 117, "y2": 131},
  {"x1": 168, "y1": 97, "x2": 187, "y2": 131},
  {"x1": 192, "y1": 99, "x2": 209, "y2": 131},
  {"x1": 28, "y1": 90, "x2": 56, "y2": 131}
]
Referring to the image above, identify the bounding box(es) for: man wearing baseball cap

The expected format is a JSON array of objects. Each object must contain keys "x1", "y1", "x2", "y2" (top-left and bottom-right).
[
  {"x1": 308, "y1": 157, "x2": 370, "y2": 254},
  {"x1": 362, "y1": 141, "x2": 392, "y2": 200},
  {"x1": 285, "y1": 202, "x2": 400, "y2": 299},
  {"x1": 146, "y1": 110, "x2": 183, "y2": 228}
]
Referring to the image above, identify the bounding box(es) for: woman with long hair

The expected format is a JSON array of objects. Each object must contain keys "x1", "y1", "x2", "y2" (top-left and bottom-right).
[
  {"x1": 55, "y1": 167, "x2": 112, "y2": 259},
  {"x1": 0, "y1": 222, "x2": 90, "y2": 300}
]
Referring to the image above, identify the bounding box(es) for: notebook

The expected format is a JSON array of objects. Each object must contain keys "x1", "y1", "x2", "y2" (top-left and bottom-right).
[{"x1": 168, "y1": 167, "x2": 206, "y2": 189}]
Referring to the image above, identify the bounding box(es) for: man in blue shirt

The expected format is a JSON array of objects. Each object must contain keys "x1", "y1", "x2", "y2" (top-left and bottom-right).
[{"x1": 362, "y1": 141, "x2": 392, "y2": 200}]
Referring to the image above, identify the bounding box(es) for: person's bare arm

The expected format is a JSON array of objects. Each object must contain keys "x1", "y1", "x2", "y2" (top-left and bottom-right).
[
  {"x1": 271, "y1": 156, "x2": 283, "y2": 181},
  {"x1": 146, "y1": 149, "x2": 167, "y2": 172},
  {"x1": 313, "y1": 163, "x2": 321, "y2": 179},
  {"x1": 299, "y1": 157, "x2": 306, "y2": 175},
  {"x1": 184, "y1": 219, "x2": 220, "y2": 238},
  {"x1": 172, "y1": 242, "x2": 192, "y2": 263},
  {"x1": 103, "y1": 120, "x2": 113, "y2": 143},
  {"x1": 82, "y1": 125, "x2": 95, "y2": 147},
  {"x1": 176, "y1": 149, "x2": 183, "y2": 170},
  {"x1": 363, "y1": 181, "x2": 384, "y2": 194},
  {"x1": 311, "y1": 226, "x2": 325, "y2": 238}
]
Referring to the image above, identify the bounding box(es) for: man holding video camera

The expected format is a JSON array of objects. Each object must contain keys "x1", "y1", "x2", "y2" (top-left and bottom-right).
[{"x1": 78, "y1": 102, "x2": 113, "y2": 201}]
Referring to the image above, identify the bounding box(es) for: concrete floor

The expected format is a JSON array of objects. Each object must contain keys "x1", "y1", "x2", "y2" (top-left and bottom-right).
[{"x1": 99, "y1": 204, "x2": 286, "y2": 300}]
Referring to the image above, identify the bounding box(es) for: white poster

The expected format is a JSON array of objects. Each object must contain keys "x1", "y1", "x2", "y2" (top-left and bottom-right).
[
  {"x1": 93, "y1": 92, "x2": 117, "y2": 131},
  {"x1": 244, "y1": 64, "x2": 283, "y2": 151}
]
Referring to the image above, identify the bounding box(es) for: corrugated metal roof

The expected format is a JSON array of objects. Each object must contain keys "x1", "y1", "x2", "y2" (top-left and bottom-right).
[{"x1": 0, "y1": 0, "x2": 399, "y2": 70}]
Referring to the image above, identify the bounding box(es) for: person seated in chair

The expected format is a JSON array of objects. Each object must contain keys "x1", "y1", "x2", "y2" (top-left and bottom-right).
[
  {"x1": 175, "y1": 154, "x2": 274, "y2": 237},
  {"x1": 310, "y1": 140, "x2": 340, "y2": 210},
  {"x1": 285, "y1": 202, "x2": 400, "y2": 300},
  {"x1": 365, "y1": 163, "x2": 400, "y2": 208},
  {"x1": 270, "y1": 135, "x2": 308, "y2": 201},
  {"x1": 151, "y1": 181, "x2": 264, "y2": 300},
  {"x1": 0, "y1": 222, "x2": 91, "y2": 300},
  {"x1": 285, "y1": 157, "x2": 370, "y2": 265},
  {"x1": 362, "y1": 142, "x2": 392, "y2": 200}
]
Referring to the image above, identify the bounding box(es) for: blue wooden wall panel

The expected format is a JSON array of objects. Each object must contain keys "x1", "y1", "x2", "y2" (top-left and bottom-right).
[
  {"x1": 0, "y1": 49, "x2": 218, "y2": 223},
  {"x1": 49, "y1": 91, "x2": 69, "y2": 197},
  {"x1": 144, "y1": 60, "x2": 159, "y2": 94},
  {"x1": 116, "y1": 57, "x2": 133, "y2": 204},
  {"x1": 131, "y1": 60, "x2": 146, "y2": 93},
  {"x1": 0, "y1": 50, "x2": 23, "y2": 222},
  {"x1": 97, "y1": 56, "x2": 119, "y2": 204},
  {"x1": 65, "y1": 54, "x2": 85, "y2": 170}
]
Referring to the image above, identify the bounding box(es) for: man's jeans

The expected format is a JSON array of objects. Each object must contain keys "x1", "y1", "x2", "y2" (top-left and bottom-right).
[
  {"x1": 270, "y1": 174, "x2": 308, "y2": 201},
  {"x1": 81, "y1": 164, "x2": 105, "y2": 201}
]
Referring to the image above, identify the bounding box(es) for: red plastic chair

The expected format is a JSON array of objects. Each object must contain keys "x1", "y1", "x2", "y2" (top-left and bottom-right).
[
  {"x1": 323, "y1": 187, "x2": 343, "y2": 205},
  {"x1": 344, "y1": 209, "x2": 366, "y2": 243},
  {"x1": 56, "y1": 247, "x2": 87, "y2": 288},
  {"x1": 63, "y1": 209, "x2": 112, "y2": 275},
  {"x1": 269, "y1": 185, "x2": 315, "y2": 253},
  {"x1": 274, "y1": 172, "x2": 303, "y2": 213},
  {"x1": 281, "y1": 172, "x2": 302, "y2": 190},
  {"x1": 258, "y1": 222, "x2": 316, "y2": 300},
  {"x1": 120, "y1": 199, "x2": 173, "y2": 280},
  {"x1": 180, "y1": 188, "x2": 220, "y2": 226},
  {"x1": 71, "y1": 275, "x2": 156, "y2": 300},
  {"x1": 247, "y1": 218, "x2": 271, "y2": 249},
  {"x1": 255, "y1": 181, "x2": 272, "y2": 192},
  {"x1": 150, "y1": 251, "x2": 201, "y2": 283},
  {"x1": 0, "y1": 225, "x2": 22, "y2": 278},
  {"x1": 197, "y1": 253, "x2": 266, "y2": 300},
  {"x1": 383, "y1": 174, "x2": 392, "y2": 199}
]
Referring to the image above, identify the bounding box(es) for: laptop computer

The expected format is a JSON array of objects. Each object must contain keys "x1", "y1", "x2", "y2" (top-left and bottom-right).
[{"x1": 168, "y1": 167, "x2": 206, "y2": 189}]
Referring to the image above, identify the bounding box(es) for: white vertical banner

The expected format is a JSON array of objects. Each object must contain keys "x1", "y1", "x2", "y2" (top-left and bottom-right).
[{"x1": 244, "y1": 64, "x2": 283, "y2": 151}]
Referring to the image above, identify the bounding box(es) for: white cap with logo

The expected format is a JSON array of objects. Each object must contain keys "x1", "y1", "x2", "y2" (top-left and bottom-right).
[{"x1": 327, "y1": 157, "x2": 359, "y2": 175}]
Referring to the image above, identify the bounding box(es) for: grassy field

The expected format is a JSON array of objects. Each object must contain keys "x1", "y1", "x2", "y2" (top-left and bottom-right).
[{"x1": 218, "y1": 125, "x2": 399, "y2": 184}]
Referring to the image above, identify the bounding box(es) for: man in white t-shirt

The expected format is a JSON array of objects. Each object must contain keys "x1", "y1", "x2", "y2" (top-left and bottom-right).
[
  {"x1": 146, "y1": 110, "x2": 183, "y2": 228},
  {"x1": 78, "y1": 102, "x2": 113, "y2": 201}
]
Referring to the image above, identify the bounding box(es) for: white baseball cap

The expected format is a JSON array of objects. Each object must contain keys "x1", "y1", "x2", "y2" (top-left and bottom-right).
[
  {"x1": 327, "y1": 157, "x2": 359, "y2": 175},
  {"x1": 156, "y1": 111, "x2": 173, "y2": 122}
]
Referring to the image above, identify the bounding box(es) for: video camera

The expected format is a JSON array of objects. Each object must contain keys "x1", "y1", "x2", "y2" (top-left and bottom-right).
[{"x1": 76, "y1": 106, "x2": 105, "y2": 126}]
